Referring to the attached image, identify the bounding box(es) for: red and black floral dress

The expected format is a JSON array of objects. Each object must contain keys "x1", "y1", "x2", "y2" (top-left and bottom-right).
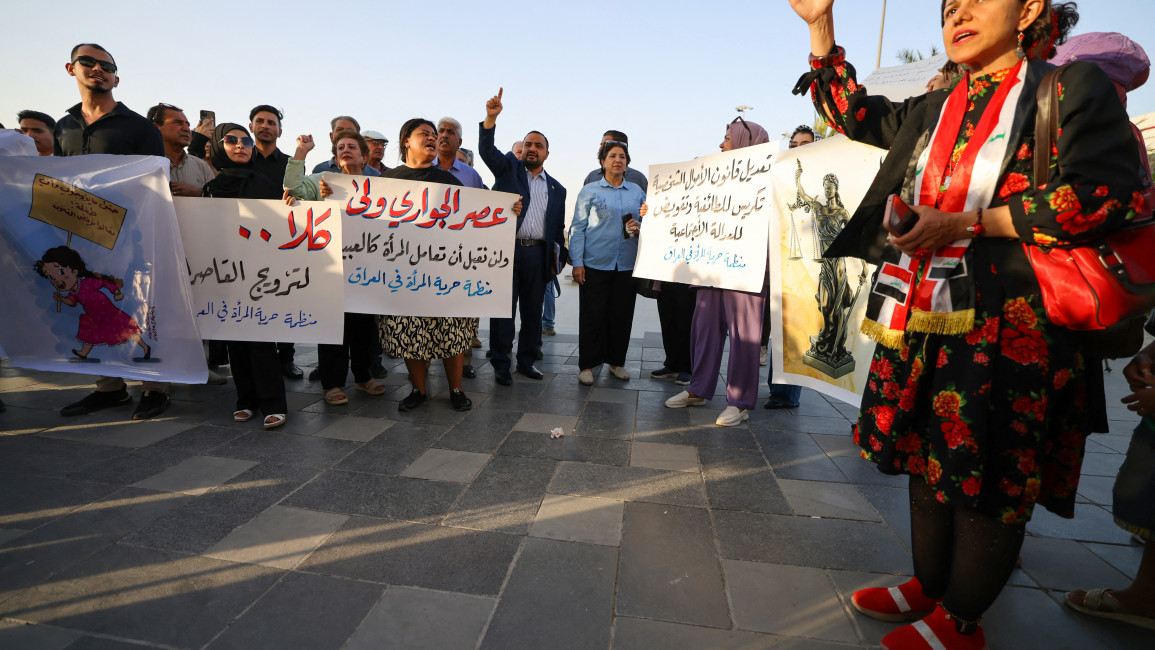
[{"x1": 805, "y1": 50, "x2": 1145, "y2": 525}]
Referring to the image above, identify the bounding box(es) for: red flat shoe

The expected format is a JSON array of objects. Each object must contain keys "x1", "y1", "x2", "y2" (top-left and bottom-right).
[
  {"x1": 852, "y1": 577, "x2": 940, "y2": 622},
  {"x1": 881, "y1": 605, "x2": 987, "y2": 650}
]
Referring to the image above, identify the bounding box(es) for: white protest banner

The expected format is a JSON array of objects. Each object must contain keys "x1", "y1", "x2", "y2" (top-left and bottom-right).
[
  {"x1": 860, "y1": 54, "x2": 950, "y2": 102},
  {"x1": 174, "y1": 197, "x2": 345, "y2": 344},
  {"x1": 633, "y1": 142, "x2": 776, "y2": 292},
  {"x1": 768, "y1": 135, "x2": 887, "y2": 406},
  {"x1": 323, "y1": 174, "x2": 517, "y2": 317},
  {"x1": 0, "y1": 155, "x2": 207, "y2": 384}
]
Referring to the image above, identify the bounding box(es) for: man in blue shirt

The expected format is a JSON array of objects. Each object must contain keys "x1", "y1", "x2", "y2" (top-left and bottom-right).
[
  {"x1": 478, "y1": 88, "x2": 567, "y2": 385},
  {"x1": 311, "y1": 116, "x2": 380, "y2": 176}
]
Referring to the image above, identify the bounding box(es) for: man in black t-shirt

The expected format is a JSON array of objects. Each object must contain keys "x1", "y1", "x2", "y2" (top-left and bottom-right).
[{"x1": 54, "y1": 43, "x2": 171, "y2": 420}]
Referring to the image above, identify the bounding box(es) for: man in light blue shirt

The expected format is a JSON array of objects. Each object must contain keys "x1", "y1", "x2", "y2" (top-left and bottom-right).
[
  {"x1": 434, "y1": 117, "x2": 484, "y2": 189},
  {"x1": 312, "y1": 115, "x2": 380, "y2": 176}
]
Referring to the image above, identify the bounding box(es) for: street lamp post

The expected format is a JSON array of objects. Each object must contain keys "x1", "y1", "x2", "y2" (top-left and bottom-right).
[{"x1": 875, "y1": 0, "x2": 887, "y2": 70}]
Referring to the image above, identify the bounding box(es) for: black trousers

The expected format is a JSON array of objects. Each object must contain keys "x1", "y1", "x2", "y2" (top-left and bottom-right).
[
  {"x1": 578, "y1": 267, "x2": 637, "y2": 369},
  {"x1": 319, "y1": 313, "x2": 376, "y2": 389},
  {"x1": 226, "y1": 341, "x2": 287, "y2": 414},
  {"x1": 656, "y1": 281, "x2": 694, "y2": 373},
  {"x1": 490, "y1": 245, "x2": 547, "y2": 372},
  {"x1": 276, "y1": 341, "x2": 295, "y2": 363}
]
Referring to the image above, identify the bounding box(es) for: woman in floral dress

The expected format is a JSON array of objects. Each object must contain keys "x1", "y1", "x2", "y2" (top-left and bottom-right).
[{"x1": 789, "y1": 0, "x2": 1145, "y2": 647}]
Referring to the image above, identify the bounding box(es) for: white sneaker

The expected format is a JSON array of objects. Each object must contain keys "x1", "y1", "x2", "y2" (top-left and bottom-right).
[
  {"x1": 665, "y1": 391, "x2": 706, "y2": 408},
  {"x1": 759, "y1": 346, "x2": 768, "y2": 367},
  {"x1": 610, "y1": 365, "x2": 630, "y2": 380},
  {"x1": 578, "y1": 369, "x2": 594, "y2": 385},
  {"x1": 716, "y1": 406, "x2": 749, "y2": 426}
]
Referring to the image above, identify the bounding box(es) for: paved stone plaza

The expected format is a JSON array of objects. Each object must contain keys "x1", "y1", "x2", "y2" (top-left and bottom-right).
[{"x1": 1, "y1": 291, "x2": 1152, "y2": 649}]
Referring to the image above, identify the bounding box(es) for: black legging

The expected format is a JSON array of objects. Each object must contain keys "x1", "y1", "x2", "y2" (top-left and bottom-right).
[{"x1": 909, "y1": 475, "x2": 1026, "y2": 625}]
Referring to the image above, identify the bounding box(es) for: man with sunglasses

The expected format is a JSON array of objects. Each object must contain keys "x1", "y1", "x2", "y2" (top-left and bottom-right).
[
  {"x1": 55, "y1": 43, "x2": 170, "y2": 420},
  {"x1": 54, "y1": 44, "x2": 163, "y2": 159}
]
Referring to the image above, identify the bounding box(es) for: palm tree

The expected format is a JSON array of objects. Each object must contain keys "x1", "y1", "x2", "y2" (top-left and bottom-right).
[{"x1": 896, "y1": 45, "x2": 941, "y2": 64}]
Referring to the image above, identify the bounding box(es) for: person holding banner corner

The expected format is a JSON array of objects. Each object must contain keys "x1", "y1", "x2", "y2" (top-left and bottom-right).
[
  {"x1": 54, "y1": 42, "x2": 170, "y2": 420},
  {"x1": 284, "y1": 129, "x2": 387, "y2": 407},
  {"x1": 380, "y1": 118, "x2": 481, "y2": 412},
  {"x1": 789, "y1": 0, "x2": 1143, "y2": 647}
]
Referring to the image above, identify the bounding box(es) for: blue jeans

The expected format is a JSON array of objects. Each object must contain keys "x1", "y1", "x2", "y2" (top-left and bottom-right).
[
  {"x1": 766, "y1": 347, "x2": 802, "y2": 407},
  {"x1": 541, "y1": 279, "x2": 558, "y2": 330}
]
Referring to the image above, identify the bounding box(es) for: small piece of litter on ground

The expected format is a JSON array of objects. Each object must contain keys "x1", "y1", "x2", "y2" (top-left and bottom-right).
[{"x1": 550, "y1": 427, "x2": 565, "y2": 439}]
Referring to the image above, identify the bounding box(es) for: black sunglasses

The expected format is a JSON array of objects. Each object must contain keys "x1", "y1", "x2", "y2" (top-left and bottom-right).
[
  {"x1": 730, "y1": 115, "x2": 753, "y2": 139},
  {"x1": 221, "y1": 135, "x2": 255, "y2": 148},
  {"x1": 72, "y1": 55, "x2": 117, "y2": 74}
]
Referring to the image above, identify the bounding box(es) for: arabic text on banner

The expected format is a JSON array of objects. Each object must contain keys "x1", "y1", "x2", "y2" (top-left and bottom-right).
[
  {"x1": 175, "y1": 197, "x2": 345, "y2": 344},
  {"x1": 633, "y1": 142, "x2": 776, "y2": 292},
  {"x1": 324, "y1": 174, "x2": 517, "y2": 318}
]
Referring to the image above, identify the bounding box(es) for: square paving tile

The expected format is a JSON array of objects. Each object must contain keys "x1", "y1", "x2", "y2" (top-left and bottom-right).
[
  {"x1": 130, "y1": 455, "x2": 257, "y2": 496},
  {"x1": 481, "y1": 537, "x2": 617, "y2": 649},
  {"x1": 336, "y1": 421, "x2": 448, "y2": 476},
  {"x1": 777, "y1": 479, "x2": 883, "y2": 522},
  {"x1": 755, "y1": 431, "x2": 848, "y2": 483},
  {"x1": 530, "y1": 493, "x2": 624, "y2": 546},
  {"x1": 634, "y1": 420, "x2": 758, "y2": 450},
  {"x1": 298, "y1": 515, "x2": 520, "y2": 595},
  {"x1": 573, "y1": 402, "x2": 637, "y2": 440},
  {"x1": 436, "y1": 409, "x2": 522, "y2": 453},
  {"x1": 498, "y1": 430, "x2": 630, "y2": 466},
  {"x1": 282, "y1": 470, "x2": 463, "y2": 523},
  {"x1": 985, "y1": 586, "x2": 1120, "y2": 650},
  {"x1": 206, "y1": 571, "x2": 382, "y2": 650},
  {"x1": 630, "y1": 442, "x2": 699, "y2": 472},
  {"x1": 0, "y1": 436, "x2": 127, "y2": 478},
  {"x1": 88, "y1": 419, "x2": 197, "y2": 448},
  {"x1": 698, "y1": 448, "x2": 791, "y2": 515},
  {"x1": 616, "y1": 502, "x2": 729, "y2": 628},
  {"x1": 0, "y1": 544, "x2": 281, "y2": 649},
  {"x1": 513, "y1": 412, "x2": 579, "y2": 434},
  {"x1": 120, "y1": 462, "x2": 317, "y2": 554},
  {"x1": 724, "y1": 559, "x2": 857, "y2": 643},
  {"x1": 549, "y1": 462, "x2": 707, "y2": 507},
  {"x1": 210, "y1": 430, "x2": 361, "y2": 468},
  {"x1": 309, "y1": 415, "x2": 394, "y2": 442},
  {"x1": 203, "y1": 505, "x2": 349, "y2": 569},
  {"x1": 400, "y1": 448, "x2": 491, "y2": 483},
  {"x1": 713, "y1": 510, "x2": 910, "y2": 574},
  {"x1": 343, "y1": 587, "x2": 495, "y2": 650},
  {"x1": 0, "y1": 620, "x2": 80, "y2": 650},
  {"x1": 588, "y1": 386, "x2": 639, "y2": 404},
  {"x1": 0, "y1": 474, "x2": 120, "y2": 530},
  {"x1": 443, "y1": 455, "x2": 557, "y2": 534},
  {"x1": 613, "y1": 617, "x2": 844, "y2": 649},
  {"x1": 1018, "y1": 536, "x2": 1132, "y2": 591}
]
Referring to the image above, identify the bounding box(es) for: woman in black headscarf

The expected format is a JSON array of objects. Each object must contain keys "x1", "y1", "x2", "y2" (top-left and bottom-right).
[{"x1": 202, "y1": 122, "x2": 288, "y2": 429}]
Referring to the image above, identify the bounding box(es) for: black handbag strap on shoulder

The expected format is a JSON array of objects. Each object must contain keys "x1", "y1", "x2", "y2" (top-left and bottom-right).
[{"x1": 1033, "y1": 65, "x2": 1065, "y2": 186}]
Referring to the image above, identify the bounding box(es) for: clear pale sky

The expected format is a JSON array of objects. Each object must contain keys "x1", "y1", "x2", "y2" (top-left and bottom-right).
[{"x1": 4, "y1": 0, "x2": 1152, "y2": 203}]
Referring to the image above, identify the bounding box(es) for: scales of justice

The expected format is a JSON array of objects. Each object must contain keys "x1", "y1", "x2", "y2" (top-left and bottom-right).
[{"x1": 786, "y1": 159, "x2": 867, "y2": 379}]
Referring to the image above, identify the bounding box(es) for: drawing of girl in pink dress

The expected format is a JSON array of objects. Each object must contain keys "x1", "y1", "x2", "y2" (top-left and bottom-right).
[{"x1": 34, "y1": 246, "x2": 152, "y2": 360}]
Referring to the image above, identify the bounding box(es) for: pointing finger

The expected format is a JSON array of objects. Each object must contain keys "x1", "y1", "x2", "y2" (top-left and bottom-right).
[{"x1": 498, "y1": 87, "x2": 503, "y2": 100}]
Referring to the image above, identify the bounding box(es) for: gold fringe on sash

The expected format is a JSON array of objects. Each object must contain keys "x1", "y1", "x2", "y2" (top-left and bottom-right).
[
  {"x1": 861, "y1": 318, "x2": 906, "y2": 349},
  {"x1": 907, "y1": 308, "x2": 975, "y2": 336}
]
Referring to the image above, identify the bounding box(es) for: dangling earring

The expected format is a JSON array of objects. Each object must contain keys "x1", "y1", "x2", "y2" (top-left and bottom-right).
[{"x1": 1016, "y1": 31, "x2": 1026, "y2": 58}]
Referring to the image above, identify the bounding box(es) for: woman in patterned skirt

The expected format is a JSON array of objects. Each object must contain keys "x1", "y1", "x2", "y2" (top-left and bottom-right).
[{"x1": 789, "y1": 0, "x2": 1144, "y2": 647}]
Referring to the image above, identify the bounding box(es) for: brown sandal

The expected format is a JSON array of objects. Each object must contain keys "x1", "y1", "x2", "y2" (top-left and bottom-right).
[
  {"x1": 323, "y1": 388, "x2": 348, "y2": 405},
  {"x1": 355, "y1": 381, "x2": 386, "y2": 396}
]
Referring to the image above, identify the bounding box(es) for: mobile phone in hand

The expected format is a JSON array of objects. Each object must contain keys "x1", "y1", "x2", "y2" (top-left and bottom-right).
[
  {"x1": 199, "y1": 110, "x2": 215, "y2": 125},
  {"x1": 885, "y1": 194, "x2": 918, "y2": 236}
]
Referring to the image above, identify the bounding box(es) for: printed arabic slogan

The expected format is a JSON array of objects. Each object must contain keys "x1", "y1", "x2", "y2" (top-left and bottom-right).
[
  {"x1": 633, "y1": 143, "x2": 776, "y2": 292},
  {"x1": 0, "y1": 154, "x2": 208, "y2": 383},
  {"x1": 323, "y1": 174, "x2": 517, "y2": 318},
  {"x1": 174, "y1": 197, "x2": 345, "y2": 344},
  {"x1": 767, "y1": 135, "x2": 886, "y2": 406}
]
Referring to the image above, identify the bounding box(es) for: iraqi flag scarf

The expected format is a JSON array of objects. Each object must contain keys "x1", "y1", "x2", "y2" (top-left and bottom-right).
[{"x1": 862, "y1": 60, "x2": 1026, "y2": 349}]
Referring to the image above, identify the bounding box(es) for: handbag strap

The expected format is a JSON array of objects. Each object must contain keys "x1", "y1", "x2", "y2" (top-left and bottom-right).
[{"x1": 1033, "y1": 66, "x2": 1065, "y2": 185}]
